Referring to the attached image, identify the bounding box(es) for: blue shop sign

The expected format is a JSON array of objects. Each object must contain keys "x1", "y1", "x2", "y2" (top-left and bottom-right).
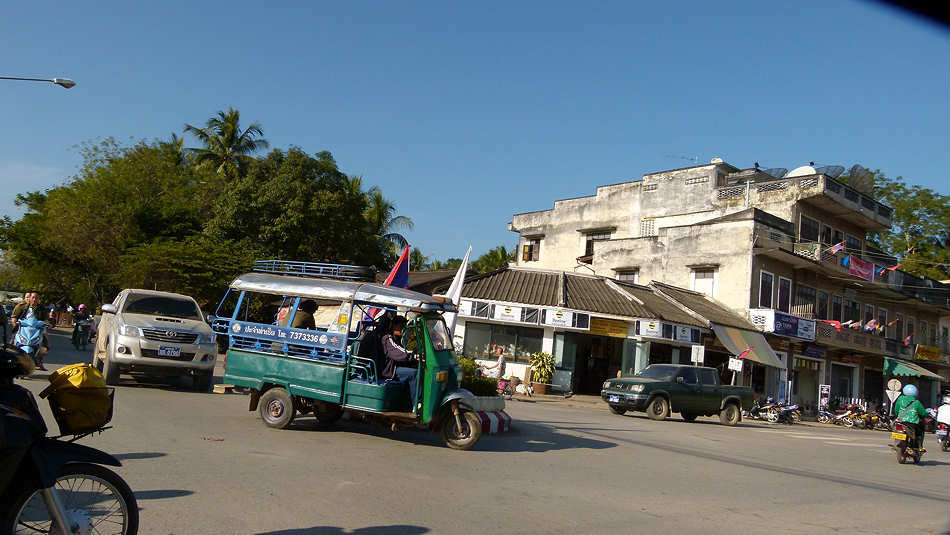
[
  {"x1": 772, "y1": 311, "x2": 816, "y2": 341},
  {"x1": 801, "y1": 343, "x2": 825, "y2": 358}
]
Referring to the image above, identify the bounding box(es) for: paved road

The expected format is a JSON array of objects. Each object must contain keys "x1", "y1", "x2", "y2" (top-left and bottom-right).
[{"x1": 20, "y1": 328, "x2": 950, "y2": 534}]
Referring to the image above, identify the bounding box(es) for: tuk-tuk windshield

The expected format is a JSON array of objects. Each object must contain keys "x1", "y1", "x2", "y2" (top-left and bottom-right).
[{"x1": 425, "y1": 317, "x2": 450, "y2": 351}]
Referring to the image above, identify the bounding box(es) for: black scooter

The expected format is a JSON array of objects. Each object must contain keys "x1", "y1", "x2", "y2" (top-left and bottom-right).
[
  {"x1": 891, "y1": 421, "x2": 924, "y2": 465},
  {"x1": 0, "y1": 347, "x2": 138, "y2": 534}
]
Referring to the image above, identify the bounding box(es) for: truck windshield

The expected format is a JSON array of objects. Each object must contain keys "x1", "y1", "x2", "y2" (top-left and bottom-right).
[
  {"x1": 124, "y1": 295, "x2": 202, "y2": 320},
  {"x1": 635, "y1": 365, "x2": 678, "y2": 380}
]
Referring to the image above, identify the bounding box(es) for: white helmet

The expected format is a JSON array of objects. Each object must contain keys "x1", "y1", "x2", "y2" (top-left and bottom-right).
[{"x1": 943, "y1": 395, "x2": 950, "y2": 405}]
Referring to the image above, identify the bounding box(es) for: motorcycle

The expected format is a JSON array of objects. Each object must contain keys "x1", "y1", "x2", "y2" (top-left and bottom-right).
[
  {"x1": 0, "y1": 347, "x2": 138, "y2": 534},
  {"x1": 936, "y1": 422, "x2": 950, "y2": 452},
  {"x1": 746, "y1": 397, "x2": 776, "y2": 421},
  {"x1": 13, "y1": 316, "x2": 46, "y2": 364},
  {"x1": 72, "y1": 317, "x2": 93, "y2": 351},
  {"x1": 772, "y1": 403, "x2": 800, "y2": 425},
  {"x1": 891, "y1": 421, "x2": 924, "y2": 464}
]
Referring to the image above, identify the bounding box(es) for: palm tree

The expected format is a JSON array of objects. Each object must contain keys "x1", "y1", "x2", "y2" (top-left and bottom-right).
[
  {"x1": 472, "y1": 245, "x2": 513, "y2": 274},
  {"x1": 365, "y1": 188, "x2": 414, "y2": 253},
  {"x1": 183, "y1": 108, "x2": 269, "y2": 178}
]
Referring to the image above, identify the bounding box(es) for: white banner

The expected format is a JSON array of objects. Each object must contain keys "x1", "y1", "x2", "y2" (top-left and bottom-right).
[
  {"x1": 493, "y1": 305, "x2": 522, "y2": 322},
  {"x1": 543, "y1": 309, "x2": 573, "y2": 327},
  {"x1": 691, "y1": 345, "x2": 705, "y2": 364},
  {"x1": 640, "y1": 320, "x2": 662, "y2": 338},
  {"x1": 728, "y1": 357, "x2": 744, "y2": 372}
]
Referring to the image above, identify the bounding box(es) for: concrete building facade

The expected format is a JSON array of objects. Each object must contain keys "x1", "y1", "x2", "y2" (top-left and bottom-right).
[{"x1": 509, "y1": 160, "x2": 950, "y2": 411}]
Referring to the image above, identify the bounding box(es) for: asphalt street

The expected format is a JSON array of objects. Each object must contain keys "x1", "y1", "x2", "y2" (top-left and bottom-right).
[{"x1": 18, "y1": 327, "x2": 950, "y2": 535}]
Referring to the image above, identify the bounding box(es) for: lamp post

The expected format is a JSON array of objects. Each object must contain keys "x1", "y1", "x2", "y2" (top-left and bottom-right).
[{"x1": 0, "y1": 76, "x2": 76, "y2": 89}]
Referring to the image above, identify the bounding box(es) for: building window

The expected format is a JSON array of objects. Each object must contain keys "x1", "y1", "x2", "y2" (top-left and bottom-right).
[
  {"x1": 777, "y1": 277, "x2": 792, "y2": 313},
  {"x1": 893, "y1": 313, "x2": 903, "y2": 340},
  {"x1": 943, "y1": 327, "x2": 949, "y2": 350},
  {"x1": 817, "y1": 291, "x2": 829, "y2": 320},
  {"x1": 691, "y1": 268, "x2": 717, "y2": 297},
  {"x1": 921, "y1": 321, "x2": 929, "y2": 345},
  {"x1": 864, "y1": 304, "x2": 874, "y2": 323},
  {"x1": 821, "y1": 225, "x2": 833, "y2": 245},
  {"x1": 833, "y1": 229, "x2": 844, "y2": 245},
  {"x1": 831, "y1": 295, "x2": 843, "y2": 322},
  {"x1": 843, "y1": 299, "x2": 861, "y2": 323},
  {"x1": 932, "y1": 323, "x2": 939, "y2": 346},
  {"x1": 522, "y1": 238, "x2": 540, "y2": 262},
  {"x1": 793, "y1": 284, "x2": 817, "y2": 318},
  {"x1": 878, "y1": 308, "x2": 888, "y2": 338},
  {"x1": 759, "y1": 271, "x2": 774, "y2": 308},
  {"x1": 800, "y1": 215, "x2": 820, "y2": 243},
  {"x1": 461, "y1": 321, "x2": 543, "y2": 363},
  {"x1": 846, "y1": 235, "x2": 863, "y2": 256},
  {"x1": 584, "y1": 231, "x2": 611, "y2": 256},
  {"x1": 906, "y1": 318, "x2": 915, "y2": 340},
  {"x1": 616, "y1": 270, "x2": 639, "y2": 284}
]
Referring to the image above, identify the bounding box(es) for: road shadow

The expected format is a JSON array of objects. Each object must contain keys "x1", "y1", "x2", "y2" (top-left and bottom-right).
[
  {"x1": 113, "y1": 451, "x2": 167, "y2": 460},
  {"x1": 134, "y1": 489, "x2": 194, "y2": 500},
  {"x1": 289, "y1": 415, "x2": 617, "y2": 453},
  {"x1": 256, "y1": 526, "x2": 428, "y2": 535}
]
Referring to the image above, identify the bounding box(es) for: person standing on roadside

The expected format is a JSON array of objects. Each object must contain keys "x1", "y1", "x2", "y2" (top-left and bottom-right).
[{"x1": 11, "y1": 291, "x2": 51, "y2": 370}]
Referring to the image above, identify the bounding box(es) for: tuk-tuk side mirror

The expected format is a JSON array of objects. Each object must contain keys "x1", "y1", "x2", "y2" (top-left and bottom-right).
[
  {"x1": 206, "y1": 314, "x2": 216, "y2": 325},
  {"x1": 101, "y1": 304, "x2": 117, "y2": 314}
]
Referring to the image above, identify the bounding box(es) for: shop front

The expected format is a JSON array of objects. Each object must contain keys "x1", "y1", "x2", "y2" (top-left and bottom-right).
[
  {"x1": 710, "y1": 323, "x2": 786, "y2": 400},
  {"x1": 883, "y1": 356, "x2": 942, "y2": 409},
  {"x1": 790, "y1": 354, "x2": 824, "y2": 414}
]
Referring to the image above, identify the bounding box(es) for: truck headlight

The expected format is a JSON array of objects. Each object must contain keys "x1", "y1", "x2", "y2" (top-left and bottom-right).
[
  {"x1": 630, "y1": 384, "x2": 644, "y2": 393},
  {"x1": 117, "y1": 324, "x2": 141, "y2": 337}
]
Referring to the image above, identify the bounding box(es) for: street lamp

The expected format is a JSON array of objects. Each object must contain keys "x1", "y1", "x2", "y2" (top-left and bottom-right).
[{"x1": 0, "y1": 76, "x2": 76, "y2": 89}]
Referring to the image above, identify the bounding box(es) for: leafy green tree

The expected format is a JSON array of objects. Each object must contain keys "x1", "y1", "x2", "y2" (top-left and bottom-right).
[
  {"x1": 430, "y1": 257, "x2": 463, "y2": 270},
  {"x1": 364, "y1": 188, "x2": 414, "y2": 261},
  {"x1": 184, "y1": 108, "x2": 269, "y2": 179},
  {"x1": 841, "y1": 168, "x2": 950, "y2": 280},
  {"x1": 409, "y1": 248, "x2": 430, "y2": 271},
  {"x1": 471, "y1": 245, "x2": 513, "y2": 274}
]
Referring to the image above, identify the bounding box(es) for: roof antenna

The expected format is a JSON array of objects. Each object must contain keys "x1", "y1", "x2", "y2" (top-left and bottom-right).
[{"x1": 754, "y1": 162, "x2": 760, "y2": 169}]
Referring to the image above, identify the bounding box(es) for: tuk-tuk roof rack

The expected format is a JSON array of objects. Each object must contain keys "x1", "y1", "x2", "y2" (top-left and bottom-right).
[{"x1": 252, "y1": 260, "x2": 377, "y2": 282}]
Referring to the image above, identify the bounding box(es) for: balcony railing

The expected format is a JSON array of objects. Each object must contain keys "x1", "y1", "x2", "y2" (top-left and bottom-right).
[{"x1": 815, "y1": 322, "x2": 909, "y2": 356}]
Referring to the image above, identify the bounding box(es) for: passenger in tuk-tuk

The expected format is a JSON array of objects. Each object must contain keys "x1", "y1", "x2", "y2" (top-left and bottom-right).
[
  {"x1": 382, "y1": 316, "x2": 418, "y2": 402},
  {"x1": 291, "y1": 299, "x2": 318, "y2": 330}
]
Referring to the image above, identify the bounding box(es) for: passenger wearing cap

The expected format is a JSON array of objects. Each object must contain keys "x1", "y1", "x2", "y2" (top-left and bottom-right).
[
  {"x1": 893, "y1": 384, "x2": 930, "y2": 452},
  {"x1": 71, "y1": 303, "x2": 92, "y2": 351},
  {"x1": 937, "y1": 394, "x2": 950, "y2": 428}
]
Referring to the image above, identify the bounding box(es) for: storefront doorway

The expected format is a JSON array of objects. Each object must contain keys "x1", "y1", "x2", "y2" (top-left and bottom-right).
[
  {"x1": 831, "y1": 362, "x2": 858, "y2": 406},
  {"x1": 791, "y1": 356, "x2": 822, "y2": 415},
  {"x1": 863, "y1": 368, "x2": 883, "y2": 408},
  {"x1": 572, "y1": 334, "x2": 624, "y2": 395}
]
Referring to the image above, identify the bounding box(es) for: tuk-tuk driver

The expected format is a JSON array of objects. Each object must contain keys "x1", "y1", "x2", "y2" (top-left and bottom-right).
[{"x1": 382, "y1": 316, "x2": 419, "y2": 403}]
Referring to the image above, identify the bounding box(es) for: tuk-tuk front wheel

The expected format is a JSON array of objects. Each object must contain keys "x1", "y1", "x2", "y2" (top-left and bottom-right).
[
  {"x1": 260, "y1": 387, "x2": 295, "y2": 429},
  {"x1": 442, "y1": 410, "x2": 481, "y2": 450}
]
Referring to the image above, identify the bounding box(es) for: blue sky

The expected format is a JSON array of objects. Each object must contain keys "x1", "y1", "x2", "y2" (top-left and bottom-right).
[{"x1": 1, "y1": 1, "x2": 948, "y2": 263}]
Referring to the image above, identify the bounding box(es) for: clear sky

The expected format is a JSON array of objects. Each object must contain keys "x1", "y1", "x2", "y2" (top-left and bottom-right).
[{"x1": 2, "y1": 1, "x2": 948, "y2": 262}]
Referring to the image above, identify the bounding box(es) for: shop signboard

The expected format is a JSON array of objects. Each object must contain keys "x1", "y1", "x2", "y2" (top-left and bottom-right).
[
  {"x1": 690, "y1": 344, "x2": 705, "y2": 364},
  {"x1": 639, "y1": 320, "x2": 662, "y2": 339},
  {"x1": 728, "y1": 357, "x2": 744, "y2": 372},
  {"x1": 915, "y1": 344, "x2": 941, "y2": 361},
  {"x1": 492, "y1": 304, "x2": 522, "y2": 323},
  {"x1": 771, "y1": 310, "x2": 816, "y2": 341},
  {"x1": 818, "y1": 384, "x2": 831, "y2": 411},
  {"x1": 458, "y1": 299, "x2": 473, "y2": 317},
  {"x1": 542, "y1": 308, "x2": 573, "y2": 328},
  {"x1": 801, "y1": 343, "x2": 825, "y2": 358},
  {"x1": 589, "y1": 318, "x2": 629, "y2": 339}
]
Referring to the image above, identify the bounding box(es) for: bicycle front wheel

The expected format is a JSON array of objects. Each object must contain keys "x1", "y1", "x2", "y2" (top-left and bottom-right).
[{"x1": 3, "y1": 463, "x2": 138, "y2": 535}]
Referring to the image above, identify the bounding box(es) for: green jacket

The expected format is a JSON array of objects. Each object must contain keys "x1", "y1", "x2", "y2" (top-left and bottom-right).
[{"x1": 893, "y1": 395, "x2": 929, "y2": 424}]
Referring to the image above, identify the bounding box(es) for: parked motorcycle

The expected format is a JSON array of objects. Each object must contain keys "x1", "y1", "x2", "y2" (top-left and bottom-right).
[
  {"x1": 891, "y1": 421, "x2": 924, "y2": 464},
  {"x1": 0, "y1": 347, "x2": 138, "y2": 534}
]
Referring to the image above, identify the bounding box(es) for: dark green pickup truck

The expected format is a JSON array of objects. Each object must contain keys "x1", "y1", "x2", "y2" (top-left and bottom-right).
[{"x1": 601, "y1": 364, "x2": 753, "y2": 426}]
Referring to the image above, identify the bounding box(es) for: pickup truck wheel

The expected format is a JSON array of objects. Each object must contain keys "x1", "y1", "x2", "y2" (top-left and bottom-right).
[
  {"x1": 719, "y1": 403, "x2": 740, "y2": 426},
  {"x1": 647, "y1": 397, "x2": 669, "y2": 421},
  {"x1": 681, "y1": 411, "x2": 697, "y2": 422},
  {"x1": 259, "y1": 387, "x2": 295, "y2": 429},
  {"x1": 102, "y1": 352, "x2": 120, "y2": 386},
  {"x1": 608, "y1": 405, "x2": 627, "y2": 415}
]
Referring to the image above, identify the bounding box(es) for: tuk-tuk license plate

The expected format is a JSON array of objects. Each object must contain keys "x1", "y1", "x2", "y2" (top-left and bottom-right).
[
  {"x1": 891, "y1": 432, "x2": 907, "y2": 441},
  {"x1": 608, "y1": 395, "x2": 620, "y2": 403},
  {"x1": 158, "y1": 346, "x2": 181, "y2": 357},
  {"x1": 937, "y1": 430, "x2": 948, "y2": 436}
]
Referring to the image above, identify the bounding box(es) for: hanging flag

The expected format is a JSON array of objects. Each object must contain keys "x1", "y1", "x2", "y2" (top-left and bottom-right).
[
  {"x1": 903, "y1": 333, "x2": 913, "y2": 346},
  {"x1": 877, "y1": 263, "x2": 904, "y2": 276},
  {"x1": 842, "y1": 255, "x2": 851, "y2": 267},
  {"x1": 364, "y1": 246, "x2": 411, "y2": 322},
  {"x1": 887, "y1": 318, "x2": 899, "y2": 327},
  {"x1": 850, "y1": 321, "x2": 862, "y2": 330},
  {"x1": 841, "y1": 320, "x2": 854, "y2": 327},
  {"x1": 439, "y1": 245, "x2": 473, "y2": 336},
  {"x1": 864, "y1": 319, "x2": 877, "y2": 332},
  {"x1": 829, "y1": 241, "x2": 846, "y2": 254},
  {"x1": 736, "y1": 345, "x2": 755, "y2": 360},
  {"x1": 875, "y1": 324, "x2": 884, "y2": 333},
  {"x1": 819, "y1": 319, "x2": 842, "y2": 332}
]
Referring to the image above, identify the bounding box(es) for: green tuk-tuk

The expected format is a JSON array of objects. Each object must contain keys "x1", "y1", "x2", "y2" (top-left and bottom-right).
[{"x1": 211, "y1": 260, "x2": 482, "y2": 450}]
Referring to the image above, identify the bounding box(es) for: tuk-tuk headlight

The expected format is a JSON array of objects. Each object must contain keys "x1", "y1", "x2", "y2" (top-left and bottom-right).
[{"x1": 457, "y1": 370, "x2": 464, "y2": 384}]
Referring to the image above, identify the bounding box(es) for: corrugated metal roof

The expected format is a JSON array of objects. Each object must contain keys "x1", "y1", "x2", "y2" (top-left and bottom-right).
[
  {"x1": 615, "y1": 282, "x2": 704, "y2": 327},
  {"x1": 650, "y1": 282, "x2": 757, "y2": 330},
  {"x1": 460, "y1": 268, "x2": 562, "y2": 307},
  {"x1": 564, "y1": 276, "x2": 648, "y2": 317}
]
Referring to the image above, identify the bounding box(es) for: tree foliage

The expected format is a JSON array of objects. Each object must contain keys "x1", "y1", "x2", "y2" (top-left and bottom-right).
[
  {"x1": 471, "y1": 245, "x2": 514, "y2": 274},
  {"x1": 184, "y1": 107, "x2": 269, "y2": 179}
]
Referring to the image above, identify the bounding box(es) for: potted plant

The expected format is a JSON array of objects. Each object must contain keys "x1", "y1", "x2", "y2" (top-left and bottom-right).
[{"x1": 529, "y1": 352, "x2": 555, "y2": 395}]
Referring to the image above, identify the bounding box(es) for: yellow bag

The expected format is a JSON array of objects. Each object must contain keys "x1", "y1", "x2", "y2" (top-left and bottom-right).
[{"x1": 40, "y1": 363, "x2": 114, "y2": 435}]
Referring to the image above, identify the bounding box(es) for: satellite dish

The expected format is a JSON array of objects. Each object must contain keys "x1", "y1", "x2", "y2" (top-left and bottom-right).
[
  {"x1": 761, "y1": 167, "x2": 788, "y2": 179},
  {"x1": 814, "y1": 165, "x2": 845, "y2": 179},
  {"x1": 846, "y1": 164, "x2": 874, "y2": 194},
  {"x1": 786, "y1": 165, "x2": 817, "y2": 178}
]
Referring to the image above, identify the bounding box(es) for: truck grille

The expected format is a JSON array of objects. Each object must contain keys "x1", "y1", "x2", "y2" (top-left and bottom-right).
[
  {"x1": 142, "y1": 329, "x2": 198, "y2": 344},
  {"x1": 140, "y1": 349, "x2": 196, "y2": 362}
]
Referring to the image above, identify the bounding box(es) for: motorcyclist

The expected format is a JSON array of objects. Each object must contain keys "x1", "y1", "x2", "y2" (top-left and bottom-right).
[
  {"x1": 11, "y1": 291, "x2": 50, "y2": 370},
  {"x1": 71, "y1": 303, "x2": 92, "y2": 350},
  {"x1": 937, "y1": 395, "x2": 950, "y2": 429},
  {"x1": 893, "y1": 384, "x2": 930, "y2": 452}
]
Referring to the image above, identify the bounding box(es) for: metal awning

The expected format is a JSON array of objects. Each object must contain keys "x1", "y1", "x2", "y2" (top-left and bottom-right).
[
  {"x1": 883, "y1": 357, "x2": 942, "y2": 379},
  {"x1": 711, "y1": 324, "x2": 785, "y2": 369}
]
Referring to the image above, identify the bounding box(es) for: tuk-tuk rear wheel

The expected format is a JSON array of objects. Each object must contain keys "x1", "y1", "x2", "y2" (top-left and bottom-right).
[
  {"x1": 442, "y1": 410, "x2": 481, "y2": 451},
  {"x1": 260, "y1": 387, "x2": 295, "y2": 429}
]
